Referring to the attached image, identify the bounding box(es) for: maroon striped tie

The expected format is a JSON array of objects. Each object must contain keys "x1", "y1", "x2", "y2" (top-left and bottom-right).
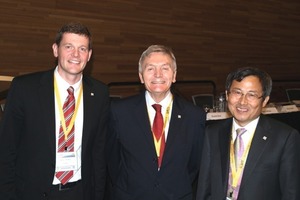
[{"x1": 55, "y1": 86, "x2": 75, "y2": 185}]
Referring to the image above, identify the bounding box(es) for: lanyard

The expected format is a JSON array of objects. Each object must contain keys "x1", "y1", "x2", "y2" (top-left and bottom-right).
[
  {"x1": 54, "y1": 77, "x2": 83, "y2": 140},
  {"x1": 229, "y1": 129, "x2": 255, "y2": 187},
  {"x1": 151, "y1": 98, "x2": 173, "y2": 157}
]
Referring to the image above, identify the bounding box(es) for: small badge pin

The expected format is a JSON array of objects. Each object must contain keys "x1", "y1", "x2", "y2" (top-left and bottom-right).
[
  {"x1": 263, "y1": 136, "x2": 267, "y2": 140},
  {"x1": 91, "y1": 93, "x2": 94, "y2": 96},
  {"x1": 178, "y1": 115, "x2": 181, "y2": 118}
]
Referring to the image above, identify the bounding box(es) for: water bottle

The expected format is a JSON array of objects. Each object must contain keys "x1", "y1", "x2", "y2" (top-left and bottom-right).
[{"x1": 218, "y1": 93, "x2": 226, "y2": 112}]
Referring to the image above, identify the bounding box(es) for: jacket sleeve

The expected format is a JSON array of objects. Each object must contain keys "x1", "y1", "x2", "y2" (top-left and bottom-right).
[
  {"x1": 280, "y1": 128, "x2": 300, "y2": 200},
  {"x1": 0, "y1": 79, "x2": 23, "y2": 199},
  {"x1": 196, "y1": 126, "x2": 212, "y2": 200}
]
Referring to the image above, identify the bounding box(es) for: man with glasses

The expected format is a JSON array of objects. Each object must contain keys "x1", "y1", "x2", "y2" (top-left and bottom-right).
[{"x1": 196, "y1": 67, "x2": 300, "y2": 200}]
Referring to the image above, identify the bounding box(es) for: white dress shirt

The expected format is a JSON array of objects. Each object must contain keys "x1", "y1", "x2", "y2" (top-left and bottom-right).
[
  {"x1": 145, "y1": 91, "x2": 173, "y2": 141},
  {"x1": 52, "y1": 67, "x2": 84, "y2": 184},
  {"x1": 232, "y1": 117, "x2": 260, "y2": 161}
]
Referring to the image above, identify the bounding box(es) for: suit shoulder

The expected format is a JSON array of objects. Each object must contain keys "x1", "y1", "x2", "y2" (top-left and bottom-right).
[
  {"x1": 83, "y1": 75, "x2": 105, "y2": 85},
  {"x1": 13, "y1": 70, "x2": 51, "y2": 82},
  {"x1": 206, "y1": 118, "x2": 232, "y2": 132},
  {"x1": 83, "y1": 75, "x2": 107, "y2": 88},
  {"x1": 10, "y1": 70, "x2": 53, "y2": 91},
  {"x1": 260, "y1": 115, "x2": 299, "y2": 134},
  {"x1": 111, "y1": 94, "x2": 141, "y2": 107},
  {"x1": 175, "y1": 96, "x2": 206, "y2": 115},
  {"x1": 174, "y1": 95, "x2": 197, "y2": 108}
]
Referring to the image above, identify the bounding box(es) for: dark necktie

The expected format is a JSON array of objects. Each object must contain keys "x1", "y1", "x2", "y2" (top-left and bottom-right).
[
  {"x1": 56, "y1": 86, "x2": 75, "y2": 185},
  {"x1": 152, "y1": 104, "x2": 165, "y2": 169}
]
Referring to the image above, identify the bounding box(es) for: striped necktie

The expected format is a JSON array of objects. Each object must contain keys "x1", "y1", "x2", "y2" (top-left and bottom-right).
[
  {"x1": 234, "y1": 128, "x2": 247, "y2": 168},
  {"x1": 55, "y1": 86, "x2": 75, "y2": 185}
]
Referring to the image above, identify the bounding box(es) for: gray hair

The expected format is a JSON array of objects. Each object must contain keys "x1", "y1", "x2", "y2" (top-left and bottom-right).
[{"x1": 138, "y1": 45, "x2": 177, "y2": 73}]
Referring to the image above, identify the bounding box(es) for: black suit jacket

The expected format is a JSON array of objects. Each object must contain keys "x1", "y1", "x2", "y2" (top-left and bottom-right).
[
  {"x1": 0, "y1": 69, "x2": 109, "y2": 200},
  {"x1": 196, "y1": 115, "x2": 300, "y2": 200},
  {"x1": 106, "y1": 93, "x2": 206, "y2": 200}
]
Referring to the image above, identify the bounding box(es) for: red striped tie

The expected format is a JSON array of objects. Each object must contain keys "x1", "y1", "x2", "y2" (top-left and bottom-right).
[
  {"x1": 152, "y1": 104, "x2": 165, "y2": 169},
  {"x1": 56, "y1": 86, "x2": 75, "y2": 185}
]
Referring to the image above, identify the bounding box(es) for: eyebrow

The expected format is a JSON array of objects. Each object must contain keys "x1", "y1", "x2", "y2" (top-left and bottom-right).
[
  {"x1": 231, "y1": 88, "x2": 261, "y2": 93},
  {"x1": 144, "y1": 63, "x2": 171, "y2": 68}
]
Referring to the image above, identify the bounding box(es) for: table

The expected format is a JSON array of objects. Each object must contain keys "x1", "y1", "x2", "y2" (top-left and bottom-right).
[{"x1": 206, "y1": 110, "x2": 300, "y2": 133}]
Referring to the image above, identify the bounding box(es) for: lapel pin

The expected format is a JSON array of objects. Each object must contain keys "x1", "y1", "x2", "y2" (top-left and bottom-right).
[
  {"x1": 263, "y1": 136, "x2": 267, "y2": 140},
  {"x1": 178, "y1": 115, "x2": 181, "y2": 118},
  {"x1": 91, "y1": 92, "x2": 94, "y2": 96}
]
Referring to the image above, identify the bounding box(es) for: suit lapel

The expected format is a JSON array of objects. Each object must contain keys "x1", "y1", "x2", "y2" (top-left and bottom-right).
[
  {"x1": 219, "y1": 119, "x2": 232, "y2": 191},
  {"x1": 240, "y1": 116, "x2": 271, "y2": 186},
  {"x1": 81, "y1": 77, "x2": 99, "y2": 155},
  {"x1": 38, "y1": 70, "x2": 56, "y2": 158},
  {"x1": 133, "y1": 94, "x2": 155, "y2": 152},
  {"x1": 164, "y1": 97, "x2": 184, "y2": 155}
]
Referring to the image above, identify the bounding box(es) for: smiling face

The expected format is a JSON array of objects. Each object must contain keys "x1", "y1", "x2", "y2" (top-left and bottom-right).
[
  {"x1": 226, "y1": 75, "x2": 269, "y2": 127},
  {"x1": 52, "y1": 33, "x2": 92, "y2": 84},
  {"x1": 139, "y1": 52, "x2": 176, "y2": 102}
]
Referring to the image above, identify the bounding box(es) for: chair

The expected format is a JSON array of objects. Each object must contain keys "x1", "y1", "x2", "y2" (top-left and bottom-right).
[
  {"x1": 0, "y1": 75, "x2": 14, "y2": 118},
  {"x1": 0, "y1": 75, "x2": 14, "y2": 100},
  {"x1": 286, "y1": 88, "x2": 300, "y2": 102},
  {"x1": 191, "y1": 94, "x2": 214, "y2": 109},
  {"x1": 0, "y1": 75, "x2": 14, "y2": 82},
  {"x1": 109, "y1": 95, "x2": 122, "y2": 102}
]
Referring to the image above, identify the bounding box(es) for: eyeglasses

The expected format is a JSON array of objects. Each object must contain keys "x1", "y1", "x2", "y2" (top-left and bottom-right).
[{"x1": 228, "y1": 89, "x2": 263, "y2": 101}]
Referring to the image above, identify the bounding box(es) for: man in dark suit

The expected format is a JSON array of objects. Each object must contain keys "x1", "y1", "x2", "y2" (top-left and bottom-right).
[
  {"x1": 196, "y1": 67, "x2": 300, "y2": 200},
  {"x1": 106, "y1": 45, "x2": 206, "y2": 200},
  {"x1": 0, "y1": 22, "x2": 109, "y2": 200}
]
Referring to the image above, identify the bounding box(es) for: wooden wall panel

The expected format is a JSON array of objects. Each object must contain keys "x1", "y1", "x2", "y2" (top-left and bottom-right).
[{"x1": 0, "y1": 0, "x2": 300, "y2": 102}]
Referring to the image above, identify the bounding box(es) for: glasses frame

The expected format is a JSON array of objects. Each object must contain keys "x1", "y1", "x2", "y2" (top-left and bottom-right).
[{"x1": 228, "y1": 89, "x2": 263, "y2": 101}]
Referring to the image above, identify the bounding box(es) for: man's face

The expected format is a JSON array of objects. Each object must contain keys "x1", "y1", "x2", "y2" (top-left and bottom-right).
[
  {"x1": 52, "y1": 33, "x2": 92, "y2": 80},
  {"x1": 226, "y1": 75, "x2": 269, "y2": 127},
  {"x1": 139, "y1": 52, "x2": 176, "y2": 99}
]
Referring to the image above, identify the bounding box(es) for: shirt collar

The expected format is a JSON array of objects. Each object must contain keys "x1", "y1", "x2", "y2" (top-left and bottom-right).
[
  {"x1": 232, "y1": 116, "x2": 260, "y2": 136},
  {"x1": 145, "y1": 90, "x2": 173, "y2": 108},
  {"x1": 54, "y1": 66, "x2": 82, "y2": 92}
]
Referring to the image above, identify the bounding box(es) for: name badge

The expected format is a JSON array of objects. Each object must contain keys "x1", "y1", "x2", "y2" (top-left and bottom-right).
[
  {"x1": 206, "y1": 112, "x2": 231, "y2": 120},
  {"x1": 281, "y1": 104, "x2": 298, "y2": 112},
  {"x1": 56, "y1": 152, "x2": 77, "y2": 171},
  {"x1": 262, "y1": 107, "x2": 278, "y2": 114}
]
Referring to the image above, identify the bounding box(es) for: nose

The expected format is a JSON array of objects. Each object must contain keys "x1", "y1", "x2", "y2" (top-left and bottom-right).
[
  {"x1": 72, "y1": 48, "x2": 80, "y2": 57},
  {"x1": 238, "y1": 94, "x2": 248, "y2": 104},
  {"x1": 154, "y1": 68, "x2": 162, "y2": 77}
]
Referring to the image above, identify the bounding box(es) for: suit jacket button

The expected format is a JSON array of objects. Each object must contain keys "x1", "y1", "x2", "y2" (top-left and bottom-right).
[{"x1": 43, "y1": 192, "x2": 48, "y2": 197}]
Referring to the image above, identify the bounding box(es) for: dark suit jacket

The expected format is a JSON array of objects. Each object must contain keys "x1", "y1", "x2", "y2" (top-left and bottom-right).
[
  {"x1": 106, "y1": 92, "x2": 206, "y2": 200},
  {"x1": 0, "y1": 69, "x2": 109, "y2": 200},
  {"x1": 196, "y1": 115, "x2": 300, "y2": 200}
]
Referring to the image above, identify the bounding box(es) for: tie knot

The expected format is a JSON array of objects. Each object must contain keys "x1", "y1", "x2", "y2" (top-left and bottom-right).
[
  {"x1": 236, "y1": 128, "x2": 246, "y2": 136},
  {"x1": 152, "y1": 104, "x2": 162, "y2": 113},
  {"x1": 67, "y1": 86, "x2": 74, "y2": 95}
]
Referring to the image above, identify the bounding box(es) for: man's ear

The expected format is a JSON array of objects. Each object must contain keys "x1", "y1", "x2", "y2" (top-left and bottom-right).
[
  {"x1": 262, "y1": 96, "x2": 270, "y2": 107},
  {"x1": 52, "y1": 43, "x2": 58, "y2": 58},
  {"x1": 139, "y1": 73, "x2": 144, "y2": 84}
]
